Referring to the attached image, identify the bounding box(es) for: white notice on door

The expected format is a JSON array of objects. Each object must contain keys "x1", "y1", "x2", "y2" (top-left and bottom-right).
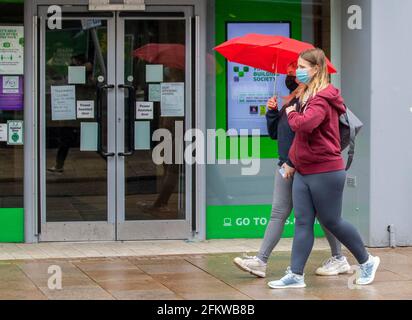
[
  {"x1": 160, "y1": 82, "x2": 185, "y2": 117},
  {"x1": 0, "y1": 123, "x2": 7, "y2": 141},
  {"x1": 51, "y1": 86, "x2": 76, "y2": 121},
  {"x1": 77, "y1": 100, "x2": 95, "y2": 119},
  {"x1": 136, "y1": 101, "x2": 153, "y2": 120}
]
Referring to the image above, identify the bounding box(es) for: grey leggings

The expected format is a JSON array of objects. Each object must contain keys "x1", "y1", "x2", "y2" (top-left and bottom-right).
[
  {"x1": 257, "y1": 166, "x2": 342, "y2": 263},
  {"x1": 291, "y1": 170, "x2": 369, "y2": 275}
]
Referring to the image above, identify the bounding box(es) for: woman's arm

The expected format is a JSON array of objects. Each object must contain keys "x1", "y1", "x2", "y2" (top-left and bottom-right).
[
  {"x1": 286, "y1": 101, "x2": 327, "y2": 133},
  {"x1": 266, "y1": 109, "x2": 281, "y2": 140}
]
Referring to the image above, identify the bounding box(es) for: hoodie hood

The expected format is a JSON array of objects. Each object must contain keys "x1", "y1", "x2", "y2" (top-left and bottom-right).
[{"x1": 314, "y1": 84, "x2": 346, "y2": 115}]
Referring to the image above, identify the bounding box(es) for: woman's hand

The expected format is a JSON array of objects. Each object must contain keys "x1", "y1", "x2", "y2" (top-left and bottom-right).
[
  {"x1": 286, "y1": 104, "x2": 297, "y2": 115},
  {"x1": 282, "y1": 163, "x2": 296, "y2": 179},
  {"x1": 267, "y1": 96, "x2": 278, "y2": 111}
]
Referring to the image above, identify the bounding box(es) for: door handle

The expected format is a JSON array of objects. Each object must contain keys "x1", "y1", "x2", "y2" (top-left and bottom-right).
[
  {"x1": 118, "y1": 84, "x2": 136, "y2": 157},
  {"x1": 97, "y1": 84, "x2": 115, "y2": 158}
]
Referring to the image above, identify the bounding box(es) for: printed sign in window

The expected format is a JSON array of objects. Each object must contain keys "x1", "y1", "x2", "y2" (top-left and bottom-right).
[
  {"x1": 226, "y1": 22, "x2": 291, "y2": 136},
  {"x1": 0, "y1": 26, "x2": 24, "y2": 75},
  {"x1": 7, "y1": 120, "x2": 23, "y2": 145}
]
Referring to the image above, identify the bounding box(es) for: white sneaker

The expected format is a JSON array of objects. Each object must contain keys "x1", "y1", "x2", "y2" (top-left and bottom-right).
[
  {"x1": 356, "y1": 255, "x2": 380, "y2": 285},
  {"x1": 315, "y1": 256, "x2": 351, "y2": 276},
  {"x1": 233, "y1": 254, "x2": 267, "y2": 278},
  {"x1": 267, "y1": 267, "x2": 306, "y2": 289}
]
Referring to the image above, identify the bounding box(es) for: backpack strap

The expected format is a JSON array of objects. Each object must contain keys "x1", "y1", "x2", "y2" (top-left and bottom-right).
[{"x1": 345, "y1": 111, "x2": 356, "y2": 171}]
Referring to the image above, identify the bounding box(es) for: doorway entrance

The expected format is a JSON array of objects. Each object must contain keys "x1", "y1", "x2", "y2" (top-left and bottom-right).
[{"x1": 38, "y1": 6, "x2": 193, "y2": 241}]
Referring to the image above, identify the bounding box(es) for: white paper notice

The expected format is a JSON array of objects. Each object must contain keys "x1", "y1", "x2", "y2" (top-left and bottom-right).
[
  {"x1": 51, "y1": 86, "x2": 76, "y2": 121},
  {"x1": 0, "y1": 26, "x2": 24, "y2": 75},
  {"x1": 2, "y1": 76, "x2": 19, "y2": 94},
  {"x1": 136, "y1": 101, "x2": 153, "y2": 120},
  {"x1": 148, "y1": 84, "x2": 161, "y2": 102},
  {"x1": 68, "y1": 66, "x2": 86, "y2": 84},
  {"x1": 146, "y1": 65, "x2": 163, "y2": 83},
  {"x1": 77, "y1": 100, "x2": 95, "y2": 119},
  {"x1": 0, "y1": 123, "x2": 7, "y2": 141},
  {"x1": 160, "y1": 82, "x2": 185, "y2": 117}
]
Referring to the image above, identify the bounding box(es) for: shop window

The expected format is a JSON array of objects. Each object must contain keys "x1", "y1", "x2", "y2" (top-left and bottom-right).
[{"x1": 0, "y1": 2, "x2": 24, "y2": 242}]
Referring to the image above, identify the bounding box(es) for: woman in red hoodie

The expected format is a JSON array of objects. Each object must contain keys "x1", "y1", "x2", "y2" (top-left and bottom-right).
[{"x1": 268, "y1": 48, "x2": 380, "y2": 289}]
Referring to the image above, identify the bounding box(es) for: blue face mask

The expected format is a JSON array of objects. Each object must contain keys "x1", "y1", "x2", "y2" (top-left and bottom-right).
[{"x1": 296, "y1": 68, "x2": 311, "y2": 84}]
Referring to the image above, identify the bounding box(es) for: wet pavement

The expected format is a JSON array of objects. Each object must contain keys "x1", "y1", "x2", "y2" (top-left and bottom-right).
[{"x1": 0, "y1": 247, "x2": 411, "y2": 300}]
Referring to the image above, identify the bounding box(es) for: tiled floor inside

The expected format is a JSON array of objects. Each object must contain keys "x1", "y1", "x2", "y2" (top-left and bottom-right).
[{"x1": 0, "y1": 240, "x2": 411, "y2": 300}]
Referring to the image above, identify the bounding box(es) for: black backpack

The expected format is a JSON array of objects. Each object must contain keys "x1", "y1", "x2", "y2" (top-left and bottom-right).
[{"x1": 339, "y1": 105, "x2": 363, "y2": 170}]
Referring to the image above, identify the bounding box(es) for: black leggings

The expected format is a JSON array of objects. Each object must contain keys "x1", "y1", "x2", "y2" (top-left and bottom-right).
[{"x1": 291, "y1": 170, "x2": 369, "y2": 275}]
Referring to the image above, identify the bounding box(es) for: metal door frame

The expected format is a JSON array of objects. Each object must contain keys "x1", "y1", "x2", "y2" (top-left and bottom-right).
[
  {"x1": 115, "y1": 6, "x2": 193, "y2": 240},
  {"x1": 37, "y1": 6, "x2": 117, "y2": 241},
  {"x1": 35, "y1": 4, "x2": 193, "y2": 241}
]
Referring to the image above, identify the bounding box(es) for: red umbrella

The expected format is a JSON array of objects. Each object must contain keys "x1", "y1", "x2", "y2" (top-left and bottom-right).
[
  {"x1": 134, "y1": 43, "x2": 222, "y2": 74},
  {"x1": 214, "y1": 33, "x2": 337, "y2": 75},
  {"x1": 134, "y1": 43, "x2": 186, "y2": 69}
]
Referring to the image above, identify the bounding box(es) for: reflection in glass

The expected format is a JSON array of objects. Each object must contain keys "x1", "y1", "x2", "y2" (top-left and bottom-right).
[
  {"x1": 45, "y1": 20, "x2": 108, "y2": 222},
  {"x1": 124, "y1": 20, "x2": 186, "y2": 221}
]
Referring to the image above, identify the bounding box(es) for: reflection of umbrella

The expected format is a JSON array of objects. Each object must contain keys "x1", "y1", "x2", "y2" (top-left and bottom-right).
[
  {"x1": 134, "y1": 43, "x2": 186, "y2": 69},
  {"x1": 134, "y1": 43, "x2": 222, "y2": 74},
  {"x1": 214, "y1": 34, "x2": 337, "y2": 93}
]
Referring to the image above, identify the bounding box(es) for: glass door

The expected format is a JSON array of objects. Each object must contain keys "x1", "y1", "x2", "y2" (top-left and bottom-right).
[
  {"x1": 39, "y1": 12, "x2": 117, "y2": 241},
  {"x1": 38, "y1": 8, "x2": 193, "y2": 242},
  {"x1": 115, "y1": 12, "x2": 192, "y2": 240}
]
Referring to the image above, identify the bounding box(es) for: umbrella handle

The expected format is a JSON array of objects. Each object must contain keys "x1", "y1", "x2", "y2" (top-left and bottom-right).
[{"x1": 272, "y1": 53, "x2": 279, "y2": 97}]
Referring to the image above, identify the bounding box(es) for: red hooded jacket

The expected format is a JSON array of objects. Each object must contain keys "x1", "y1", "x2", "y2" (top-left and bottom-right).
[{"x1": 287, "y1": 84, "x2": 346, "y2": 175}]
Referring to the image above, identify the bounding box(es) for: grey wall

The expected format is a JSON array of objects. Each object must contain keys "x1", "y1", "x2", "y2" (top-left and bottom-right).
[
  {"x1": 340, "y1": 0, "x2": 412, "y2": 247},
  {"x1": 340, "y1": 0, "x2": 372, "y2": 245},
  {"x1": 369, "y1": 0, "x2": 412, "y2": 246}
]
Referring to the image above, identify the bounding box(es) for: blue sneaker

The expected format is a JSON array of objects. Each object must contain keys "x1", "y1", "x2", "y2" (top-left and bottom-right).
[
  {"x1": 267, "y1": 267, "x2": 306, "y2": 289},
  {"x1": 356, "y1": 255, "x2": 380, "y2": 285}
]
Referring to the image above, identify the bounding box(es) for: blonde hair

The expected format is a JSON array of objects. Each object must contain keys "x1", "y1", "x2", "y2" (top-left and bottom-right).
[{"x1": 299, "y1": 48, "x2": 330, "y2": 104}]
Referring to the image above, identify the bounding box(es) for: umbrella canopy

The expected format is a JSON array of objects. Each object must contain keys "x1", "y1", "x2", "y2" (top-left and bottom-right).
[
  {"x1": 134, "y1": 43, "x2": 186, "y2": 70},
  {"x1": 214, "y1": 33, "x2": 337, "y2": 75},
  {"x1": 134, "y1": 43, "x2": 222, "y2": 74}
]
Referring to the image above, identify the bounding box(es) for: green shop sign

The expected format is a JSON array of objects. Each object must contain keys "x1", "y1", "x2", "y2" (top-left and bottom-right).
[{"x1": 207, "y1": 205, "x2": 325, "y2": 239}]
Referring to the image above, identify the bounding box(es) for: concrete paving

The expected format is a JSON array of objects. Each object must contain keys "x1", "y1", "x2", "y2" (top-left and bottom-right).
[
  {"x1": 0, "y1": 244, "x2": 411, "y2": 300},
  {"x1": 0, "y1": 238, "x2": 330, "y2": 261}
]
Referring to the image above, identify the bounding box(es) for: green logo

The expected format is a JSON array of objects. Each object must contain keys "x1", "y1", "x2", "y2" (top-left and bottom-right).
[
  {"x1": 12, "y1": 132, "x2": 19, "y2": 142},
  {"x1": 3, "y1": 42, "x2": 10, "y2": 48},
  {"x1": 233, "y1": 66, "x2": 250, "y2": 81}
]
